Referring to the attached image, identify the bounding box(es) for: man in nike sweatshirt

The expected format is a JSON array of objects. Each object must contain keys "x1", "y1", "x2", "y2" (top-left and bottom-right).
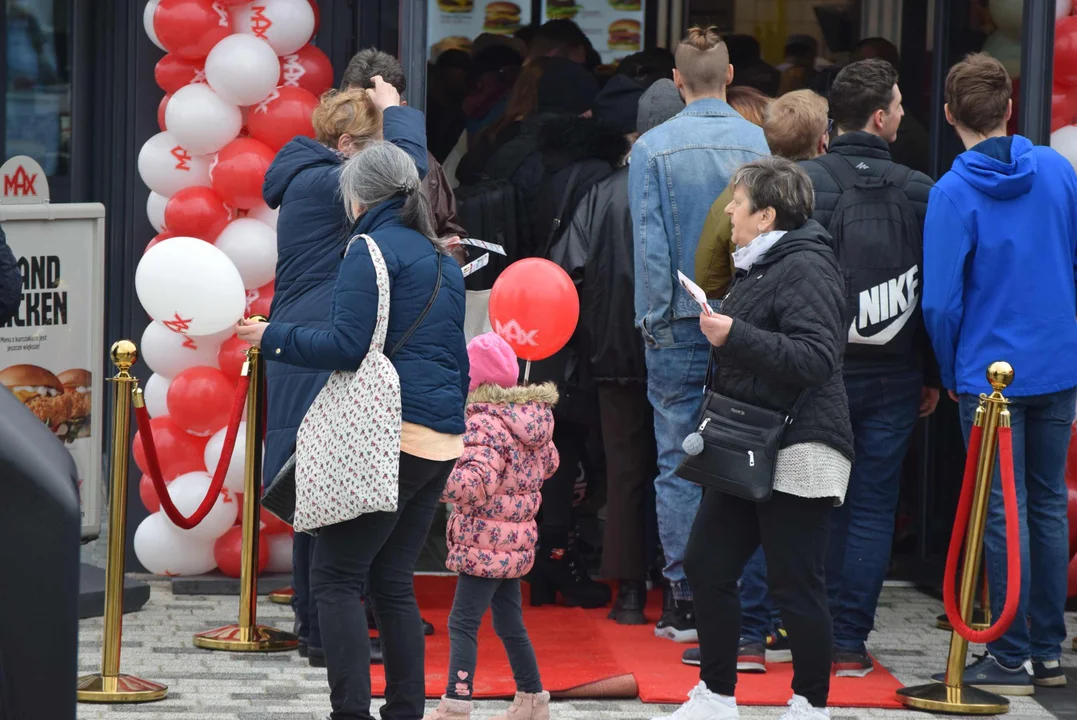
[{"x1": 923, "y1": 53, "x2": 1077, "y2": 695}]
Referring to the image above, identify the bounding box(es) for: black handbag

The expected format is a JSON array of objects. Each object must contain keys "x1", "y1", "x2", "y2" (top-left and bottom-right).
[{"x1": 675, "y1": 352, "x2": 808, "y2": 502}]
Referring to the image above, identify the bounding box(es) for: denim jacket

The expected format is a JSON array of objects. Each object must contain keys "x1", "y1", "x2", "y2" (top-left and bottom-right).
[{"x1": 629, "y1": 98, "x2": 769, "y2": 348}]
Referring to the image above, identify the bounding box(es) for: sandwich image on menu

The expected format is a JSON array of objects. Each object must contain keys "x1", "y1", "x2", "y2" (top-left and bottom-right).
[
  {"x1": 438, "y1": 0, "x2": 475, "y2": 11},
  {"x1": 0, "y1": 364, "x2": 82, "y2": 440},
  {"x1": 546, "y1": 0, "x2": 579, "y2": 20},
  {"x1": 484, "y1": 2, "x2": 522, "y2": 33},
  {"x1": 609, "y1": 19, "x2": 642, "y2": 51},
  {"x1": 608, "y1": 0, "x2": 641, "y2": 8}
]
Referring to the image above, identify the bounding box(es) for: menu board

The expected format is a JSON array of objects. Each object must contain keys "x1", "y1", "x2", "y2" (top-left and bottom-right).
[
  {"x1": 427, "y1": 1, "x2": 534, "y2": 58},
  {"x1": 540, "y1": 0, "x2": 645, "y2": 63}
]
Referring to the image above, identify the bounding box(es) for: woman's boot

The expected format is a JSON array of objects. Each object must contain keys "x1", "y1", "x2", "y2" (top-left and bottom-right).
[
  {"x1": 422, "y1": 696, "x2": 472, "y2": 720},
  {"x1": 491, "y1": 691, "x2": 551, "y2": 720}
]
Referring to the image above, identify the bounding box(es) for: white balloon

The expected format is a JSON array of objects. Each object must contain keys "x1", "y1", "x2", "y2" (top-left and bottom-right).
[
  {"x1": 165, "y1": 84, "x2": 243, "y2": 155},
  {"x1": 990, "y1": 0, "x2": 1023, "y2": 36},
  {"x1": 206, "y1": 34, "x2": 281, "y2": 107},
  {"x1": 134, "y1": 512, "x2": 217, "y2": 576},
  {"x1": 144, "y1": 373, "x2": 173, "y2": 418},
  {"x1": 982, "y1": 31, "x2": 1022, "y2": 78},
  {"x1": 163, "y1": 471, "x2": 239, "y2": 541},
  {"x1": 136, "y1": 236, "x2": 247, "y2": 336},
  {"x1": 138, "y1": 131, "x2": 212, "y2": 197},
  {"x1": 266, "y1": 533, "x2": 294, "y2": 573},
  {"x1": 204, "y1": 422, "x2": 256, "y2": 493},
  {"x1": 144, "y1": 0, "x2": 165, "y2": 51},
  {"x1": 147, "y1": 191, "x2": 169, "y2": 232},
  {"x1": 214, "y1": 218, "x2": 278, "y2": 289},
  {"x1": 247, "y1": 203, "x2": 279, "y2": 230},
  {"x1": 233, "y1": 0, "x2": 315, "y2": 56},
  {"x1": 1061, "y1": 0, "x2": 1074, "y2": 20},
  {"x1": 1051, "y1": 125, "x2": 1077, "y2": 170},
  {"x1": 141, "y1": 322, "x2": 224, "y2": 378}
]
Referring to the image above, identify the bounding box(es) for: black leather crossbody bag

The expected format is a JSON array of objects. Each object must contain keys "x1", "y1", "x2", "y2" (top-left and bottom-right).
[{"x1": 675, "y1": 351, "x2": 807, "y2": 502}]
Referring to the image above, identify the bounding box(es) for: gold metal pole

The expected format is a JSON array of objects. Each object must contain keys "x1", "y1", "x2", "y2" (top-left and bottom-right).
[
  {"x1": 898, "y1": 362, "x2": 1013, "y2": 715},
  {"x1": 77, "y1": 341, "x2": 168, "y2": 703},
  {"x1": 194, "y1": 320, "x2": 297, "y2": 652}
]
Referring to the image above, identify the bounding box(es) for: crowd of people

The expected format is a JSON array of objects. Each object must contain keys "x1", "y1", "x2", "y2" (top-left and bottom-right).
[{"x1": 226, "y1": 16, "x2": 1077, "y2": 720}]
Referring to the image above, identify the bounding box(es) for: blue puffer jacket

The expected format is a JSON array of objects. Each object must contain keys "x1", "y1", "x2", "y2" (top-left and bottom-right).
[
  {"x1": 261, "y1": 106, "x2": 430, "y2": 483},
  {"x1": 261, "y1": 195, "x2": 469, "y2": 440}
]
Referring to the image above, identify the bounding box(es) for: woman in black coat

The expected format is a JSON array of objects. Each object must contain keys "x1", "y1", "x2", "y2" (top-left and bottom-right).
[{"x1": 661, "y1": 158, "x2": 853, "y2": 720}]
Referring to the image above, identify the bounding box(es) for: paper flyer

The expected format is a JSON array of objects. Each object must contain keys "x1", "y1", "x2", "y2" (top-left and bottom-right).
[
  {"x1": 459, "y1": 237, "x2": 507, "y2": 256},
  {"x1": 677, "y1": 270, "x2": 714, "y2": 316},
  {"x1": 539, "y1": 0, "x2": 644, "y2": 64},
  {"x1": 461, "y1": 253, "x2": 491, "y2": 277}
]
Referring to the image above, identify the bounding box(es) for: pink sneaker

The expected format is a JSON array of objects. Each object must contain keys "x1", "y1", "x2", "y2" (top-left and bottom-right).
[
  {"x1": 491, "y1": 691, "x2": 551, "y2": 720},
  {"x1": 422, "y1": 695, "x2": 472, "y2": 720}
]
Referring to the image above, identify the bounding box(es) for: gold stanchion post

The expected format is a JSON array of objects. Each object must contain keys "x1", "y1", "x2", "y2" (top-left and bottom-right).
[
  {"x1": 898, "y1": 362, "x2": 1013, "y2": 715},
  {"x1": 194, "y1": 322, "x2": 297, "y2": 652},
  {"x1": 77, "y1": 341, "x2": 168, "y2": 703}
]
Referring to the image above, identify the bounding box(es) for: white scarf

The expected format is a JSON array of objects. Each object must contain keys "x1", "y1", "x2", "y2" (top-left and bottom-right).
[{"x1": 731, "y1": 230, "x2": 788, "y2": 272}]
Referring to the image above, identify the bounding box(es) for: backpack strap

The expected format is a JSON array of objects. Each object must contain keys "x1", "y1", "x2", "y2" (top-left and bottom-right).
[
  {"x1": 880, "y1": 162, "x2": 914, "y2": 191},
  {"x1": 541, "y1": 164, "x2": 584, "y2": 259},
  {"x1": 815, "y1": 153, "x2": 864, "y2": 193}
]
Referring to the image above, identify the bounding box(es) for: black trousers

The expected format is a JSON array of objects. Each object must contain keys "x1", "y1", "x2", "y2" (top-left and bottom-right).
[
  {"x1": 597, "y1": 383, "x2": 657, "y2": 581},
  {"x1": 538, "y1": 417, "x2": 588, "y2": 549},
  {"x1": 311, "y1": 453, "x2": 456, "y2": 720},
  {"x1": 684, "y1": 488, "x2": 834, "y2": 708}
]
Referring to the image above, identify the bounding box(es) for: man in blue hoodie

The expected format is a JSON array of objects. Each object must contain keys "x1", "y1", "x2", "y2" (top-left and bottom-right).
[{"x1": 923, "y1": 52, "x2": 1077, "y2": 695}]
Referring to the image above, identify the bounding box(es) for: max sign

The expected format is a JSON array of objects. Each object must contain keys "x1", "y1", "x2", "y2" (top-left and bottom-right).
[{"x1": 0, "y1": 156, "x2": 50, "y2": 205}]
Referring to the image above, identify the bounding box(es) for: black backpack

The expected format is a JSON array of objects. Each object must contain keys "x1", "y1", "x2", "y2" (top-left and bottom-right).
[
  {"x1": 452, "y1": 178, "x2": 519, "y2": 292},
  {"x1": 816, "y1": 154, "x2": 922, "y2": 359}
]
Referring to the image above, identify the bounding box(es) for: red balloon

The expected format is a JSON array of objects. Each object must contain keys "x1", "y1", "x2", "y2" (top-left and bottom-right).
[
  {"x1": 154, "y1": 0, "x2": 232, "y2": 60},
  {"x1": 167, "y1": 366, "x2": 235, "y2": 436},
  {"x1": 217, "y1": 334, "x2": 249, "y2": 381},
  {"x1": 1069, "y1": 554, "x2": 1077, "y2": 598},
  {"x1": 132, "y1": 415, "x2": 210, "y2": 481},
  {"x1": 1057, "y1": 17, "x2": 1077, "y2": 88},
  {"x1": 209, "y1": 138, "x2": 276, "y2": 210},
  {"x1": 261, "y1": 507, "x2": 291, "y2": 535},
  {"x1": 164, "y1": 186, "x2": 232, "y2": 240},
  {"x1": 158, "y1": 93, "x2": 172, "y2": 132},
  {"x1": 145, "y1": 231, "x2": 177, "y2": 254},
  {"x1": 309, "y1": 0, "x2": 321, "y2": 36},
  {"x1": 1068, "y1": 485, "x2": 1077, "y2": 557},
  {"x1": 1065, "y1": 422, "x2": 1077, "y2": 489},
  {"x1": 139, "y1": 474, "x2": 168, "y2": 513},
  {"x1": 489, "y1": 259, "x2": 580, "y2": 361},
  {"x1": 214, "y1": 525, "x2": 268, "y2": 578},
  {"x1": 279, "y1": 44, "x2": 334, "y2": 98},
  {"x1": 245, "y1": 281, "x2": 274, "y2": 318},
  {"x1": 247, "y1": 86, "x2": 318, "y2": 152},
  {"x1": 155, "y1": 54, "x2": 205, "y2": 93}
]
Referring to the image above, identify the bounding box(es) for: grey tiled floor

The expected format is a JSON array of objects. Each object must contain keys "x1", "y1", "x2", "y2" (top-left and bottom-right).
[{"x1": 77, "y1": 580, "x2": 1075, "y2": 720}]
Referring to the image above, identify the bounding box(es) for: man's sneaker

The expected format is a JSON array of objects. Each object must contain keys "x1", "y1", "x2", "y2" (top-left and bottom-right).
[
  {"x1": 1033, "y1": 660, "x2": 1067, "y2": 688},
  {"x1": 737, "y1": 641, "x2": 766, "y2": 673},
  {"x1": 778, "y1": 695, "x2": 829, "y2": 720},
  {"x1": 766, "y1": 628, "x2": 792, "y2": 664},
  {"x1": 833, "y1": 650, "x2": 874, "y2": 678},
  {"x1": 682, "y1": 647, "x2": 701, "y2": 666},
  {"x1": 655, "y1": 592, "x2": 698, "y2": 643},
  {"x1": 931, "y1": 654, "x2": 1035, "y2": 696},
  {"x1": 649, "y1": 681, "x2": 739, "y2": 720}
]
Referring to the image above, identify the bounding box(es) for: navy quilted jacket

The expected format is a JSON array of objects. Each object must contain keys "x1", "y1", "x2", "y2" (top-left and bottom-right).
[{"x1": 261, "y1": 106, "x2": 432, "y2": 483}]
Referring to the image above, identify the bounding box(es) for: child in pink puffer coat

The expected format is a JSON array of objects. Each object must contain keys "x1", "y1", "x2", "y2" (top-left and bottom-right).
[{"x1": 425, "y1": 333, "x2": 559, "y2": 720}]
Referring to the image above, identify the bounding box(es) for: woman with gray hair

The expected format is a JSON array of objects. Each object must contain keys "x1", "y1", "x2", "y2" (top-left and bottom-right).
[
  {"x1": 656, "y1": 157, "x2": 852, "y2": 720},
  {"x1": 237, "y1": 140, "x2": 468, "y2": 720}
]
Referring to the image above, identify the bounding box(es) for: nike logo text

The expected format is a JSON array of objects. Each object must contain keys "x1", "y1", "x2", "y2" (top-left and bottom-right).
[{"x1": 848, "y1": 266, "x2": 919, "y2": 345}]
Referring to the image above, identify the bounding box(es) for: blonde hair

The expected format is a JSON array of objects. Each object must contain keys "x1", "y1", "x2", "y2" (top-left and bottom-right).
[
  {"x1": 675, "y1": 26, "x2": 729, "y2": 95},
  {"x1": 763, "y1": 89, "x2": 829, "y2": 161},
  {"x1": 311, "y1": 89, "x2": 382, "y2": 150}
]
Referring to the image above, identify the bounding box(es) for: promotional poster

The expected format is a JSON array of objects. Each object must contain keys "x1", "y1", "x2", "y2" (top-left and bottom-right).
[
  {"x1": 540, "y1": 0, "x2": 644, "y2": 63},
  {"x1": 427, "y1": 0, "x2": 533, "y2": 58}
]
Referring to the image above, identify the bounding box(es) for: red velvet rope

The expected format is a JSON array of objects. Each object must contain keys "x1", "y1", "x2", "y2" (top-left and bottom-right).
[
  {"x1": 943, "y1": 425, "x2": 1022, "y2": 644},
  {"x1": 135, "y1": 371, "x2": 251, "y2": 530}
]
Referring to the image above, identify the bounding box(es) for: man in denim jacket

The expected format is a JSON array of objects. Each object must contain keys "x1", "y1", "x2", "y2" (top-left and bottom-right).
[{"x1": 629, "y1": 26, "x2": 770, "y2": 643}]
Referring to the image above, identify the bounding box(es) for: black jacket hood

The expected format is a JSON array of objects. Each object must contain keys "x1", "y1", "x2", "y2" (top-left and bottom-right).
[
  {"x1": 758, "y1": 220, "x2": 839, "y2": 269},
  {"x1": 537, "y1": 113, "x2": 629, "y2": 173}
]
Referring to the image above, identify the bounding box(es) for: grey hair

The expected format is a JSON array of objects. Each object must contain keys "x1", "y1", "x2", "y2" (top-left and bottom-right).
[
  {"x1": 730, "y1": 157, "x2": 814, "y2": 231},
  {"x1": 339, "y1": 141, "x2": 441, "y2": 247}
]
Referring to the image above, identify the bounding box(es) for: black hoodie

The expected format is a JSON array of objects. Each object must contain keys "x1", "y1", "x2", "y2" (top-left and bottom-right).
[{"x1": 712, "y1": 221, "x2": 854, "y2": 460}]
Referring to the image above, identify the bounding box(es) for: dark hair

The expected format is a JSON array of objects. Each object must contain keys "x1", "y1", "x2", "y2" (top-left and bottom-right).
[
  {"x1": 471, "y1": 44, "x2": 524, "y2": 77},
  {"x1": 528, "y1": 19, "x2": 589, "y2": 60},
  {"x1": 436, "y1": 49, "x2": 472, "y2": 73},
  {"x1": 945, "y1": 53, "x2": 1012, "y2": 135},
  {"x1": 730, "y1": 157, "x2": 814, "y2": 232},
  {"x1": 342, "y1": 48, "x2": 407, "y2": 93},
  {"x1": 724, "y1": 34, "x2": 762, "y2": 65},
  {"x1": 485, "y1": 57, "x2": 550, "y2": 140},
  {"x1": 851, "y1": 37, "x2": 900, "y2": 69},
  {"x1": 828, "y1": 58, "x2": 898, "y2": 133},
  {"x1": 617, "y1": 48, "x2": 675, "y2": 87}
]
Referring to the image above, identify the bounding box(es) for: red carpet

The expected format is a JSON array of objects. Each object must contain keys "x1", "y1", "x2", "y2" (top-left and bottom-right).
[{"x1": 371, "y1": 576, "x2": 904, "y2": 707}]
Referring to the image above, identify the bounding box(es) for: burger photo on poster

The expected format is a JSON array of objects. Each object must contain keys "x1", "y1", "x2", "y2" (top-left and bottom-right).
[
  {"x1": 483, "y1": 1, "x2": 522, "y2": 34},
  {"x1": 438, "y1": 0, "x2": 475, "y2": 12},
  {"x1": 546, "y1": 0, "x2": 579, "y2": 20},
  {"x1": 431, "y1": 35, "x2": 475, "y2": 58},
  {"x1": 57, "y1": 368, "x2": 93, "y2": 442},
  {"x1": 608, "y1": 18, "x2": 641, "y2": 51},
  {"x1": 608, "y1": 0, "x2": 641, "y2": 10},
  {"x1": 0, "y1": 364, "x2": 75, "y2": 439}
]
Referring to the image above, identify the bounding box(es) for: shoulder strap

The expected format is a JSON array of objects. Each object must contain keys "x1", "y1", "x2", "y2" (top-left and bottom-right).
[
  {"x1": 816, "y1": 153, "x2": 863, "y2": 193},
  {"x1": 542, "y1": 164, "x2": 584, "y2": 258},
  {"x1": 880, "y1": 162, "x2": 914, "y2": 191},
  {"x1": 349, "y1": 234, "x2": 392, "y2": 356},
  {"x1": 706, "y1": 347, "x2": 812, "y2": 424},
  {"x1": 387, "y1": 248, "x2": 444, "y2": 360}
]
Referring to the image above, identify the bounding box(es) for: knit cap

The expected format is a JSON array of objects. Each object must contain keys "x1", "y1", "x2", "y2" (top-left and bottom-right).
[
  {"x1": 466, "y1": 332, "x2": 520, "y2": 392},
  {"x1": 636, "y1": 78, "x2": 685, "y2": 134},
  {"x1": 592, "y1": 74, "x2": 646, "y2": 135},
  {"x1": 538, "y1": 56, "x2": 599, "y2": 115}
]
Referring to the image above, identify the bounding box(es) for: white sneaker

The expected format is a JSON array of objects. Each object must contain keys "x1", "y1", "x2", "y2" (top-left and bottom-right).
[
  {"x1": 650, "y1": 681, "x2": 740, "y2": 720},
  {"x1": 778, "y1": 695, "x2": 830, "y2": 720}
]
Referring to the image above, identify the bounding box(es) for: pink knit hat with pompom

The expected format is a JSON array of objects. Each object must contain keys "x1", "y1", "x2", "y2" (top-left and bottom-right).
[{"x1": 467, "y1": 332, "x2": 519, "y2": 392}]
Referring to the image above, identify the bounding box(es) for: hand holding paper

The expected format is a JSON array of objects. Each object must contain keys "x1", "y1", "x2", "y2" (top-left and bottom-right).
[{"x1": 677, "y1": 270, "x2": 714, "y2": 316}]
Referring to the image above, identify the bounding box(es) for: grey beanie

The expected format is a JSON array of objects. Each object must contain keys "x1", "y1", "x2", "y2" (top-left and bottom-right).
[{"x1": 636, "y1": 79, "x2": 685, "y2": 134}]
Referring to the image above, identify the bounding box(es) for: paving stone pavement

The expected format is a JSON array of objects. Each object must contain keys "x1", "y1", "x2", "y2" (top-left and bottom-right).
[{"x1": 77, "y1": 579, "x2": 1076, "y2": 720}]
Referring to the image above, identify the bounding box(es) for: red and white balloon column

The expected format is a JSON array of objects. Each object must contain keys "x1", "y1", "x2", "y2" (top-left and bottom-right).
[
  {"x1": 1050, "y1": 2, "x2": 1077, "y2": 163},
  {"x1": 134, "y1": 0, "x2": 330, "y2": 577}
]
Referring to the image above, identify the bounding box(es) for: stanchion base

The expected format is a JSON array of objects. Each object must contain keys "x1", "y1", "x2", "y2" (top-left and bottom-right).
[
  {"x1": 193, "y1": 624, "x2": 298, "y2": 652},
  {"x1": 76, "y1": 673, "x2": 168, "y2": 703},
  {"x1": 897, "y1": 683, "x2": 1009, "y2": 715},
  {"x1": 936, "y1": 619, "x2": 992, "y2": 632},
  {"x1": 268, "y1": 587, "x2": 294, "y2": 605}
]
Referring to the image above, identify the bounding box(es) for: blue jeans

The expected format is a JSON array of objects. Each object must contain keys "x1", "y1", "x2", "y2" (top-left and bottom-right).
[
  {"x1": 958, "y1": 388, "x2": 1077, "y2": 666},
  {"x1": 740, "y1": 547, "x2": 779, "y2": 643},
  {"x1": 827, "y1": 371, "x2": 922, "y2": 654},
  {"x1": 645, "y1": 321, "x2": 708, "y2": 599}
]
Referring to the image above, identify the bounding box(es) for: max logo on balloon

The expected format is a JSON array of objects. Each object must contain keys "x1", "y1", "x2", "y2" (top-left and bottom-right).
[
  {"x1": 280, "y1": 55, "x2": 306, "y2": 86},
  {"x1": 494, "y1": 319, "x2": 538, "y2": 347},
  {"x1": 254, "y1": 89, "x2": 280, "y2": 114},
  {"x1": 162, "y1": 313, "x2": 194, "y2": 335},
  {"x1": 3, "y1": 165, "x2": 38, "y2": 197},
  {"x1": 211, "y1": 2, "x2": 229, "y2": 27},
  {"x1": 250, "y1": 6, "x2": 273, "y2": 38},
  {"x1": 171, "y1": 146, "x2": 193, "y2": 172}
]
